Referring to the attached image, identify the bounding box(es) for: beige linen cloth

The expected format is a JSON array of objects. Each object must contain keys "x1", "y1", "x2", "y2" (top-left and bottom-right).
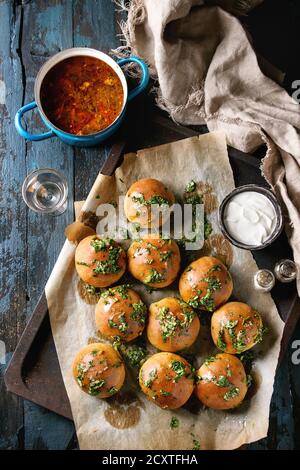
[
  {"x1": 46, "y1": 132, "x2": 284, "y2": 450},
  {"x1": 114, "y1": 0, "x2": 300, "y2": 295}
]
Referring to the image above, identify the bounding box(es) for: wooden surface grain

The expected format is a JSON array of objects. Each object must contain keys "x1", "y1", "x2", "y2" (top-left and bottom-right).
[{"x1": 0, "y1": 0, "x2": 299, "y2": 450}]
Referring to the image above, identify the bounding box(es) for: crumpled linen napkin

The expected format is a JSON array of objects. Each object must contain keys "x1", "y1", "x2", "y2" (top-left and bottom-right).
[{"x1": 114, "y1": 0, "x2": 300, "y2": 295}]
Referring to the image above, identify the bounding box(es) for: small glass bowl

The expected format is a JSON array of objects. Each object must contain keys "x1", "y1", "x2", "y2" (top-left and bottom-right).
[
  {"x1": 218, "y1": 184, "x2": 284, "y2": 251},
  {"x1": 22, "y1": 168, "x2": 68, "y2": 216}
]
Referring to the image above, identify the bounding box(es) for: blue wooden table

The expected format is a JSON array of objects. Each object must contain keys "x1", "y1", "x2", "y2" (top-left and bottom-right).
[{"x1": 0, "y1": 0, "x2": 299, "y2": 450}]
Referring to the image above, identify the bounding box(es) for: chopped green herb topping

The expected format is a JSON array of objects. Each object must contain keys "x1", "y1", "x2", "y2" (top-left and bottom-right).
[
  {"x1": 90, "y1": 238, "x2": 111, "y2": 252},
  {"x1": 160, "y1": 389, "x2": 172, "y2": 397},
  {"x1": 224, "y1": 319, "x2": 238, "y2": 338},
  {"x1": 188, "y1": 295, "x2": 201, "y2": 310},
  {"x1": 101, "y1": 284, "x2": 129, "y2": 300},
  {"x1": 76, "y1": 364, "x2": 85, "y2": 387},
  {"x1": 184, "y1": 193, "x2": 203, "y2": 206},
  {"x1": 146, "y1": 195, "x2": 170, "y2": 206},
  {"x1": 242, "y1": 316, "x2": 253, "y2": 326},
  {"x1": 191, "y1": 433, "x2": 201, "y2": 450},
  {"x1": 122, "y1": 344, "x2": 147, "y2": 367},
  {"x1": 157, "y1": 305, "x2": 195, "y2": 342},
  {"x1": 159, "y1": 250, "x2": 173, "y2": 262},
  {"x1": 93, "y1": 246, "x2": 123, "y2": 275},
  {"x1": 188, "y1": 276, "x2": 221, "y2": 312},
  {"x1": 211, "y1": 375, "x2": 232, "y2": 388},
  {"x1": 84, "y1": 283, "x2": 101, "y2": 295},
  {"x1": 202, "y1": 276, "x2": 222, "y2": 292},
  {"x1": 246, "y1": 374, "x2": 252, "y2": 387},
  {"x1": 88, "y1": 379, "x2": 106, "y2": 396},
  {"x1": 238, "y1": 350, "x2": 255, "y2": 368},
  {"x1": 204, "y1": 215, "x2": 213, "y2": 240},
  {"x1": 145, "y1": 368, "x2": 157, "y2": 389},
  {"x1": 108, "y1": 313, "x2": 128, "y2": 334},
  {"x1": 131, "y1": 301, "x2": 147, "y2": 326},
  {"x1": 171, "y1": 360, "x2": 186, "y2": 382},
  {"x1": 108, "y1": 386, "x2": 118, "y2": 395},
  {"x1": 91, "y1": 350, "x2": 98, "y2": 357},
  {"x1": 217, "y1": 329, "x2": 226, "y2": 351},
  {"x1": 144, "y1": 268, "x2": 165, "y2": 284},
  {"x1": 223, "y1": 387, "x2": 240, "y2": 401},
  {"x1": 131, "y1": 193, "x2": 170, "y2": 207},
  {"x1": 170, "y1": 416, "x2": 179, "y2": 429},
  {"x1": 108, "y1": 319, "x2": 119, "y2": 329},
  {"x1": 118, "y1": 313, "x2": 129, "y2": 333},
  {"x1": 204, "y1": 356, "x2": 216, "y2": 366},
  {"x1": 115, "y1": 285, "x2": 129, "y2": 299},
  {"x1": 76, "y1": 261, "x2": 90, "y2": 266},
  {"x1": 112, "y1": 335, "x2": 121, "y2": 350},
  {"x1": 157, "y1": 306, "x2": 178, "y2": 342},
  {"x1": 254, "y1": 325, "x2": 268, "y2": 344},
  {"x1": 131, "y1": 193, "x2": 145, "y2": 205},
  {"x1": 132, "y1": 222, "x2": 141, "y2": 232},
  {"x1": 185, "y1": 180, "x2": 196, "y2": 193},
  {"x1": 210, "y1": 264, "x2": 222, "y2": 272},
  {"x1": 112, "y1": 361, "x2": 123, "y2": 368},
  {"x1": 146, "y1": 242, "x2": 159, "y2": 251},
  {"x1": 234, "y1": 329, "x2": 247, "y2": 353}
]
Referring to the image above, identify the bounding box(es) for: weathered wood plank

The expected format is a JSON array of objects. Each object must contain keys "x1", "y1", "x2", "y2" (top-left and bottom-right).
[
  {"x1": 0, "y1": 0, "x2": 26, "y2": 450},
  {"x1": 1, "y1": 0, "x2": 300, "y2": 450},
  {"x1": 73, "y1": 0, "x2": 121, "y2": 201},
  {"x1": 289, "y1": 320, "x2": 300, "y2": 449},
  {"x1": 20, "y1": 0, "x2": 75, "y2": 449},
  {"x1": 267, "y1": 354, "x2": 295, "y2": 449},
  {"x1": 244, "y1": 350, "x2": 295, "y2": 450}
]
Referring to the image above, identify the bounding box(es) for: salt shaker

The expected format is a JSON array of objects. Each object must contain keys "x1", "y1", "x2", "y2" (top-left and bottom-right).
[
  {"x1": 274, "y1": 259, "x2": 298, "y2": 283},
  {"x1": 254, "y1": 269, "x2": 275, "y2": 292}
]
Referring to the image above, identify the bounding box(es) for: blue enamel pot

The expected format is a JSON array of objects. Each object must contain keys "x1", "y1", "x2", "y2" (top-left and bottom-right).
[{"x1": 14, "y1": 48, "x2": 149, "y2": 147}]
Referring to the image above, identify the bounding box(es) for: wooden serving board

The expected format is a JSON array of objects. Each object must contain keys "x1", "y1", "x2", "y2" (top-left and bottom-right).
[{"x1": 4, "y1": 114, "x2": 300, "y2": 420}]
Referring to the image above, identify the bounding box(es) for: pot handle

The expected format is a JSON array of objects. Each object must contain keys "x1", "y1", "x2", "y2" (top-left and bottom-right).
[
  {"x1": 15, "y1": 101, "x2": 55, "y2": 141},
  {"x1": 117, "y1": 56, "x2": 149, "y2": 101}
]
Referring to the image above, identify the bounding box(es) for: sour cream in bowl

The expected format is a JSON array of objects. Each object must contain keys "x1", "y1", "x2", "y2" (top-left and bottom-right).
[{"x1": 218, "y1": 185, "x2": 284, "y2": 250}]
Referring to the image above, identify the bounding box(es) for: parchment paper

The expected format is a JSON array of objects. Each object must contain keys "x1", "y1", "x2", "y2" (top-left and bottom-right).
[{"x1": 45, "y1": 131, "x2": 284, "y2": 450}]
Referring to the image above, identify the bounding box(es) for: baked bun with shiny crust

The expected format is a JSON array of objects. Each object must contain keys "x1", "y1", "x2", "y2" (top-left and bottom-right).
[
  {"x1": 211, "y1": 301, "x2": 264, "y2": 354},
  {"x1": 147, "y1": 297, "x2": 200, "y2": 352},
  {"x1": 124, "y1": 178, "x2": 175, "y2": 228},
  {"x1": 72, "y1": 343, "x2": 125, "y2": 398},
  {"x1": 75, "y1": 235, "x2": 126, "y2": 288},
  {"x1": 95, "y1": 285, "x2": 147, "y2": 342},
  {"x1": 139, "y1": 352, "x2": 194, "y2": 409},
  {"x1": 128, "y1": 236, "x2": 180, "y2": 288},
  {"x1": 179, "y1": 256, "x2": 233, "y2": 312},
  {"x1": 195, "y1": 353, "x2": 247, "y2": 410}
]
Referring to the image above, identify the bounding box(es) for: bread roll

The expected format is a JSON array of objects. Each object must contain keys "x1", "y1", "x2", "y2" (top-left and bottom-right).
[
  {"x1": 75, "y1": 235, "x2": 126, "y2": 288},
  {"x1": 139, "y1": 352, "x2": 194, "y2": 409},
  {"x1": 128, "y1": 236, "x2": 180, "y2": 288},
  {"x1": 195, "y1": 353, "x2": 247, "y2": 409},
  {"x1": 211, "y1": 301, "x2": 264, "y2": 354},
  {"x1": 95, "y1": 285, "x2": 147, "y2": 342},
  {"x1": 124, "y1": 178, "x2": 175, "y2": 228},
  {"x1": 72, "y1": 343, "x2": 125, "y2": 398},
  {"x1": 179, "y1": 256, "x2": 233, "y2": 312},
  {"x1": 147, "y1": 297, "x2": 200, "y2": 352}
]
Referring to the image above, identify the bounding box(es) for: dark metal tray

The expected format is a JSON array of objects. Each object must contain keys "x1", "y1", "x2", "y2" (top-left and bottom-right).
[{"x1": 5, "y1": 115, "x2": 300, "y2": 420}]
